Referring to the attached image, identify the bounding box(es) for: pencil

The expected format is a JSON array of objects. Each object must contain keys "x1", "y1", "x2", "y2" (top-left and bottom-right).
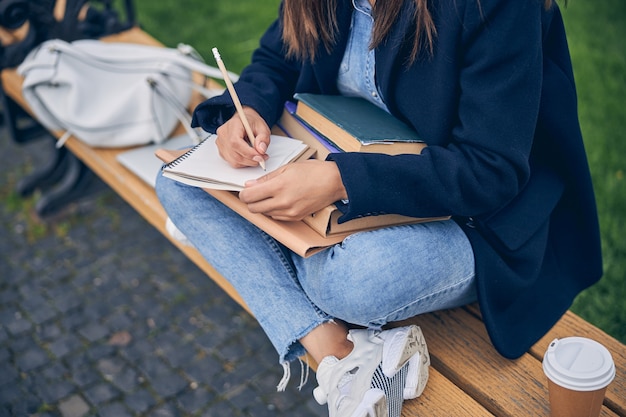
[{"x1": 212, "y1": 47, "x2": 266, "y2": 170}]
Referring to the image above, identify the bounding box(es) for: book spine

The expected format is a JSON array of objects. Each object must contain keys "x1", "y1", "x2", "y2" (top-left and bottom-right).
[{"x1": 281, "y1": 102, "x2": 341, "y2": 153}]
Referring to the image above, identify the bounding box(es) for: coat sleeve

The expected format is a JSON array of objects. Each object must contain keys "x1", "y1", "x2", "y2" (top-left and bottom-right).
[{"x1": 328, "y1": 0, "x2": 544, "y2": 222}]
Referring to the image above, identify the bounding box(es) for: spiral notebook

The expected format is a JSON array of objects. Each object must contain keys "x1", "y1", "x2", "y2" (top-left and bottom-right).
[{"x1": 159, "y1": 134, "x2": 312, "y2": 191}]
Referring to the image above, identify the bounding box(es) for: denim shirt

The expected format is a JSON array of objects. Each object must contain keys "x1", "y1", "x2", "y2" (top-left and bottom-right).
[{"x1": 337, "y1": 0, "x2": 390, "y2": 113}]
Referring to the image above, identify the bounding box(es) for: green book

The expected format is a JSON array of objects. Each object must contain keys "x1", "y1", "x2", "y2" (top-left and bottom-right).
[{"x1": 293, "y1": 93, "x2": 426, "y2": 154}]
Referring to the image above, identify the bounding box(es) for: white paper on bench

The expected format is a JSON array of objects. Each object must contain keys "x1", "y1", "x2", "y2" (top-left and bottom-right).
[{"x1": 116, "y1": 134, "x2": 195, "y2": 188}]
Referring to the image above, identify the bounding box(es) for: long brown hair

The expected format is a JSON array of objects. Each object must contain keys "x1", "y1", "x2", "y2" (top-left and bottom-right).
[{"x1": 282, "y1": 0, "x2": 558, "y2": 63}]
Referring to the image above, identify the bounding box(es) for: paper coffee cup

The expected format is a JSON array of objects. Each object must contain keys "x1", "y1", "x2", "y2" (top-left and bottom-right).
[{"x1": 543, "y1": 337, "x2": 616, "y2": 417}]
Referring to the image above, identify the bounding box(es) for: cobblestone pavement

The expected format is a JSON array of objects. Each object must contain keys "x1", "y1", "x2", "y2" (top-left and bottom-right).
[{"x1": 1, "y1": 128, "x2": 326, "y2": 416}]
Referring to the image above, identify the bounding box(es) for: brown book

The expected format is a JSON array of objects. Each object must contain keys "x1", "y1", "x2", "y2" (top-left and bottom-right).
[{"x1": 302, "y1": 203, "x2": 450, "y2": 238}]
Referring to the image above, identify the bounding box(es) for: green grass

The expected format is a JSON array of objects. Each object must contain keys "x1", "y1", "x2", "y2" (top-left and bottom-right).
[
  {"x1": 561, "y1": 0, "x2": 626, "y2": 343},
  {"x1": 132, "y1": 0, "x2": 281, "y2": 74},
  {"x1": 129, "y1": 0, "x2": 625, "y2": 344}
]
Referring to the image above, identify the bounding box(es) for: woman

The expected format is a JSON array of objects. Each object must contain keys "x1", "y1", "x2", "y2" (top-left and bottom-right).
[{"x1": 156, "y1": 0, "x2": 603, "y2": 415}]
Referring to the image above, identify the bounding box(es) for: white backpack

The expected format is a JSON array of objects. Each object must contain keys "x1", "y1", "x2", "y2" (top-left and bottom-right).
[{"x1": 18, "y1": 38, "x2": 236, "y2": 148}]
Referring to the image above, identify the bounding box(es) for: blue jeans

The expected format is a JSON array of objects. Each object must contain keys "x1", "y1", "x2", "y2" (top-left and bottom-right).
[{"x1": 155, "y1": 174, "x2": 477, "y2": 364}]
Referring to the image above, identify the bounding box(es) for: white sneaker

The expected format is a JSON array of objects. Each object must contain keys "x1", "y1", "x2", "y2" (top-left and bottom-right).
[{"x1": 313, "y1": 325, "x2": 429, "y2": 417}]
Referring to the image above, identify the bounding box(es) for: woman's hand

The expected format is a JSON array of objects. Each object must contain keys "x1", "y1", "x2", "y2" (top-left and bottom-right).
[
  {"x1": 215, "y1": 106, "x2": 270, "y2": 168},
  {"x1": 239, "y1": 159, "x2": 348, "y2": 221}
]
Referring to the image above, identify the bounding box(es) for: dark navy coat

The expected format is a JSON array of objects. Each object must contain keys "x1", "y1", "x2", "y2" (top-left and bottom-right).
[{"x1": 193, "y1": 0, "x2": 603, "y2": 359}]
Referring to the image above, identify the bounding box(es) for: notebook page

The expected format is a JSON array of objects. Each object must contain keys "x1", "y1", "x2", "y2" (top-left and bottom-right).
[{"x1": 162, "y1": 134, "x2": 308, "y2": 191}]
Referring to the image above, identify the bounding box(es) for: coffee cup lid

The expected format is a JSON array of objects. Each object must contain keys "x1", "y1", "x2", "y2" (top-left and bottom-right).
[{"x1": 543, "y1": 337, "x2": 616, "y2": 391}]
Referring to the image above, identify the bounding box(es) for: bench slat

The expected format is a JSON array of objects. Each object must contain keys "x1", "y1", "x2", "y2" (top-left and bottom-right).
[{"x1": 401, "y1": 368, "x2": 495, "y2": 416}]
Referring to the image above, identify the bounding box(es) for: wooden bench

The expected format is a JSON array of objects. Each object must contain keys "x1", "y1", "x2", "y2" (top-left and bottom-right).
[{"x1": 2, "y1": 27, "x2": 624, "y2": 417}]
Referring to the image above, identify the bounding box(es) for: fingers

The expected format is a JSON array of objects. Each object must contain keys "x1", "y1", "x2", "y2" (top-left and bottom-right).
[
  {"x1": 245, "y1": 108, "x2": 270, "y2": 167},
  {"x1": 244, "y1": 166, "x2": 284, "y2": 187},
  {"x1": 251, "y1": 131, "x2": 270, "y2": 167},
  {"x1": 215, "y1": 107, "x2": 271, "y2": 168},
  {"x1": 239, "y1": 167, "x2": 285, "y2": 205}
]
